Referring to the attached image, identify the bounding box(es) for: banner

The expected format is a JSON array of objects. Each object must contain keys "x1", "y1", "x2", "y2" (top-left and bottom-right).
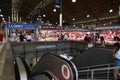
[
  {"x1": 5, "y1": 23, "x2": 37, "y2": 29},
  {"x1": 40, "y1": 25, "x2": 61, "y2": 30},
  {"x1": 5, "y1": 23, "x2": 24, "y2": 29},
  {"x1": 55, "y1": 0, "x2": 60, "y2": 8}
]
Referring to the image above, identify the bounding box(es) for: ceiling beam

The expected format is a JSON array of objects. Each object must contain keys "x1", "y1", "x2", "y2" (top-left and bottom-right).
[
  {"x1": 28, "y1": 0, "x2": 54, "y2": 17},
  {"x1": 74, "y1": 16, "x2": 119, "y2": 24},
  {"x1": 12, "y1": 0, "x2": 23, "y2": 10}
]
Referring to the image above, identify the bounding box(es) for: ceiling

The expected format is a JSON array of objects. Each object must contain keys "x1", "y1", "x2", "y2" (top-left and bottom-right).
[{"x1": 0, "y1": 0, "x2": 120, "y2": 26}]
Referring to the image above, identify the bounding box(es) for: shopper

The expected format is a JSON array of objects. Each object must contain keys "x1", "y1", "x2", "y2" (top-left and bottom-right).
[
  {"x1": 100, "y1": 36, "x2": 105, "y2": 47},
  {"x1": 87, "y1": 41, "x2": 94, "y2": 49},
  {"x1": 64, "y1": 34, "x2": 68, "y2": 40},
  {"x1": 84, "y1": 34, "x2": 89, "y2": 42},
  {"x1": 26, "y1": 33, "x2": 32, "y2": 42},
  {"x1": 113, "y1": 42, "x2": 120, "y2": 80},
  {"x1": 58, "y1": 34, "x2": 64, "y2": 41},
  {"x1": 19, "y1": 33, "x2": 24, "y2": 42}
]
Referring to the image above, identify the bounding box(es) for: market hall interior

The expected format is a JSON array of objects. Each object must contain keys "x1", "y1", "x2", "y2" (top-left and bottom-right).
[{"x1": 0, "y1": 0, "x2": 120, "y2": 80}]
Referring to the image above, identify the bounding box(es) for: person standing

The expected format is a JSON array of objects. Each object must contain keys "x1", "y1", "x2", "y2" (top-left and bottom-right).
[
  {"x1": 86, "y1": 41, "x2": 94, "y2": 49},
  {"x1": 58, "y1": 33, "x2": 64, "y2": 41},
  {"x1": 100, "y1": 36, "x2": 105, "y2": 47},
  {"x1": 113, "y1": 42, "x2": 120, "y2": 80},
  {"x1": 64, "y1": 34, "x2": 68, "y2": 40},
  {"x1": 26, "y1": 33, "x2": 32, "y2": 42},
  {"x1": 19, "y1": 33, "x2": 24, "y2": 42}
]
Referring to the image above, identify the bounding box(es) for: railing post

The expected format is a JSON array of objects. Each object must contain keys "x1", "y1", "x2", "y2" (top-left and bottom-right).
[
  {"x1": 87, "y1": 67, "x2": 89, "y2": 78},
  {"x1": 107, "y1": 64, "x2": 111, "y2": 80},
  {"x1": 23, "y1": 44, "x2": 25, "y2": 59},
  {"x1": 91, "y1": 70, "x2": 94, "y2": 80}
]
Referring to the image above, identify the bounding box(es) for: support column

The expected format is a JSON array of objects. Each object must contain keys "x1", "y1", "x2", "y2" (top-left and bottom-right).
[
  {"x1": 11, "y1": 9, "x2": 14, "y2": 22},
  {"x1": 8, "y1": 16, "x2": 11, "y2": 22},
  {"x1": 118, "y1": 6, "x2": 120, "y2": 17},
  {"x1": 19, "y1": 17, "x2": 22, "y2": 23},
  {"x1": 59, "y1": 0, "x2": 62, "y2": 29},
  {"x1": 59, "y1": 13, "x2": 62, "y2": 28},
  {"x1": 16, "y1": 10, "x2": 19, "y2": 22},
  {"x1": 11, "y1": 9, "x2": 19, "y2": 22}
]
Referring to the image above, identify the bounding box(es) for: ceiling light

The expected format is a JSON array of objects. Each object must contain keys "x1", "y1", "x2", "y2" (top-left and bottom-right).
[
  {"x1": 0, "y1": 9, "x2": 1, "y2": 12},
  {"x1": 109, "y1": 9, "x2": 113, "y2": 13},
  {"x1": 48, "y1": 23, "x2": 51, "y2": 26},
  {"x1": 72, "y1": 18, "x2": 75, "y2": 21},
  {"x1": 73, "y1": 24, "x2": 76, "y2": 27},
  {"x1": 87, "y1": 14, "x2": 90, "y2": 18},
  {"x1": 53, "y1": 9, "x2": 56, "y2": 12},
  {"x1": 72, "y1": 0, "x2": 76, "y2": 2},
  {"x1": 37, "y1": 18, "x2": 39, "y2": 20},
  {"x1": 56, "y1": 22, "x2": 58, "y2": 24},
  {"x1": 0, "y1": 14, "x2": 3, "y2": 17},
  {"x1": 2, "y1": 18, "x2": 5, "y2": 20},
  {"x1": 63, "y1": 20, "x2": 65, "y2": 23},
  {"x1": 43, "y1": 14, "x2": 46, "y2": 17}
]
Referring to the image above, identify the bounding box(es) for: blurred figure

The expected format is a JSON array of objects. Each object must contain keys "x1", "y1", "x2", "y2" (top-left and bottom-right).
[
  {"x1": 114, "y1": 36, "x2": 120, "y2": 41},
  {"x1": 64, "y1": 33, "x2": 68, "y2": 40},
  {"x1": 86, "y1": 41, "x2": 94, "y2": 49},
  {"x1": 19, "y1": 33, "x2": 24, "y2": 42},
  {"x1": 100, "y1": 36, "x2": 105, "y2": 47},
  {"x1": 84, "y1": 34, "x2": 89, "y2": 42},
  {"x1": 26, "y1": 33, "x2": 32, "y2": 42},
  {"x1": 58, "y1": 33, "x2": 64, "y2": 41},
  {"x1": 113, "y1": 42, "x2": 120, "y2": 80}
]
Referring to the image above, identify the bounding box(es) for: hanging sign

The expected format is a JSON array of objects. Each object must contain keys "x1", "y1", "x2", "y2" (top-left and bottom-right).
[
  {"x1": 5, "y1": 23, "x2": 37, "y2": 29},
  {"x1": 55, "y1": 0, "x2": 60, "y2": 8}
]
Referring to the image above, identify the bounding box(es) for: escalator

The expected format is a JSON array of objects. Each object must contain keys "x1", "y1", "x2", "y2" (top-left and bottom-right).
[
  {"x1": 14, "y1": 57, "x2": 31, "y2": 80},
  {"x1": 32, "y1": 74, "x2": 49, "y2": 80},
  {"x1": 14, "y1": 53, "x2": 78, "y2": 80}
]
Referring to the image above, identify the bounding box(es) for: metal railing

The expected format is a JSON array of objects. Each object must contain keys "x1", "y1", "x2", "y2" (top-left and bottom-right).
[{"x1": 77, "y1": 63, "x2": 120, "y2": 80}]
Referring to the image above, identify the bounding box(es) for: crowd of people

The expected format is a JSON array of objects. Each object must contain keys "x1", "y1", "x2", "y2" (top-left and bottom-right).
[
  {"x1": 5, "y1": 29, "x2": 119, "y2": 47},
  {"x1": 8, "y1": 30, "x2": 35, "y2": 42}
]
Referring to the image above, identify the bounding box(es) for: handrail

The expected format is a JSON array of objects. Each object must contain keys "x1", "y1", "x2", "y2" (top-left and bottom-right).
[
  {"x1": 77, "y1": 63, "x2": 113, "y2": 70},
  {"x1": 16, "y1": 57, "x2": 28, "y2": 80},
  {"x1": 78, "y1": 66, "x2": 120, "y2": 73},
  {"x1": 77, "y1": 63, "x2": 113, "y2": 79},
  {"x1": 78, "y1": 66, "x2": 120, "y2": 80}
]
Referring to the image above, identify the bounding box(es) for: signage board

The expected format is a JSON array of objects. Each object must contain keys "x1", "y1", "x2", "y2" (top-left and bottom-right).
[
  {"x1": 5, "y1": 23, "x2": 37, "y2": 29},
  {"x1": 40, "y1": 25, "x2": 61, "y2": 30}
]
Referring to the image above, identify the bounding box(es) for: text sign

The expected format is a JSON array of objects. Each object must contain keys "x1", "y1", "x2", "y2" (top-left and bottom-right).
[
  {"x1": 36, "y1": 45, "x2": 56, "y2": 49},
  {"x1": 5, "y1": 23, "x2": 37, "y2": 29}
]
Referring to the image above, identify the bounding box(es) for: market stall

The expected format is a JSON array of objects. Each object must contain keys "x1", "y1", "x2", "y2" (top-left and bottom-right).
[{"x1": 5, "y1": 23, "x2": 38, "y2": 42}]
